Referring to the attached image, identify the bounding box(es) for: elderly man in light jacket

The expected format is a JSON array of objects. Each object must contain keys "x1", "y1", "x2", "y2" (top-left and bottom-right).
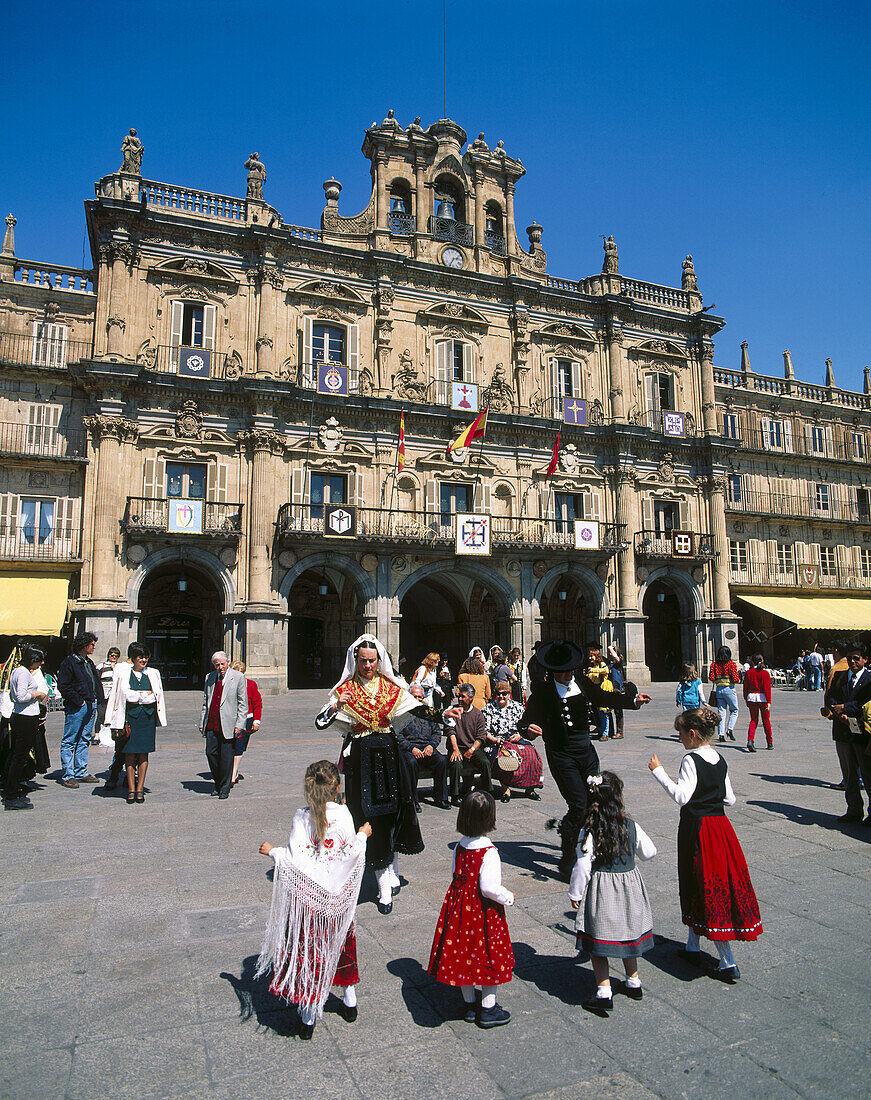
[{"x1": 200, "y1": 651, "x2": 248, "y2": 799}]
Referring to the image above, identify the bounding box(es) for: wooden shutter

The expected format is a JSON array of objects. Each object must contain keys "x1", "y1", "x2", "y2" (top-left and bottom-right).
[
  {"x1": 760, "y1": 416, "x2": 771, "y2": 449},
  {"x1": 571, "y1": 360, "x2": 582, "y2": 398},
  {"x1": 203, "y1": 305, "x2": 216, "y2": 350},
  {"x1": 302, "y1": 316, "x2": 314, "y2": 385},
  {"x1": 640, "y1": 495, "x2": 654, "y2": 531},
  {"x1": 170, "y1": 301, "x2": 184, "y2": 347},
  {"x1": 644, "y1": 374, "x2": 657, "y2": 414},
  {"x1": 585, "y1": 489, "x2": 601, "y2": 521},
  {"x1": 143, "y1": 456, "x2": 157, "y2": 498},
  {"x1": 782, "y1": 419, "x2": 793, "y2": 452},
  {"x1": 351, "y1": 472, "x2": 364, "y2": 506},
  {"x1": 291, "y1": 467, "x2": 306, "y2": 505},
  {"x1": 436, "y1": 340, "x2": 450, "y2": 404},
  {"x1": 462, "y1": 341, "x2": 473, "y2": 383},
  {"x1": 474, "y1": 482, "x2": 491, "y2": 511},
  {"x1": 347, "y1": 323, "x2": 359, "y2": 379},
  {"x1": 214, "y1": 462, "x2": 228, "y2": 503},
  {"x1": 424, "y1": 478, "x2": 439, "y2": 513}
]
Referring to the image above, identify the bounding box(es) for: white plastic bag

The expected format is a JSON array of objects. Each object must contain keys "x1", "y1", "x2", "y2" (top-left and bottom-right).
[{"x1": 0, "y1": 690, "x2": 12, "y2": 719}]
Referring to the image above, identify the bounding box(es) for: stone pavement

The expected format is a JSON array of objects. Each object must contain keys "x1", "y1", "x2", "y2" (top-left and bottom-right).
[{"x1": 2, "y1": 685, "x2": 869, "y2": 1100}]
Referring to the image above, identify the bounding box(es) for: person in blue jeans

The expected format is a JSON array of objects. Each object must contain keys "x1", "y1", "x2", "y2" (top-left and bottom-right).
[{"x1": 56, "y1": 632, "x2": 105, "y2": 788}]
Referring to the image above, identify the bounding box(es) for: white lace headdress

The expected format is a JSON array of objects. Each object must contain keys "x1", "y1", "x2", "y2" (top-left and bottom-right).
[{"x1": 331, "y1": 633, "x2": 404, "y2": 692}]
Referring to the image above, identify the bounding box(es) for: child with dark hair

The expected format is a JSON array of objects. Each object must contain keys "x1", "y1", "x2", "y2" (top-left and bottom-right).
[
  {"x1": 569, "y1": 771, "x2": 657, "y2": 1017},
  {"x1": 427, "y1": 790, "x2": 515, "y2": 1028},
  {"x1": 649, "y1": 707, "x2": 762, "y2": 983}
]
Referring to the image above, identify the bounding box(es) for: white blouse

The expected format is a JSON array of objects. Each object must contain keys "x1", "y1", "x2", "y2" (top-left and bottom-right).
[
  {"x1": 652, "y1": 745, "x2": 736, "y2": 807},
  {"x1": 452, "y1": 836, "x2": 514, "y2": 907},
  {"x1": 569, "y1": 823, "x2": 657, "y2": 901}
]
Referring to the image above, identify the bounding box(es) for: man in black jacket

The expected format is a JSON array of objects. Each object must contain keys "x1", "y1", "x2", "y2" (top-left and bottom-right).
[
  {"x1": 827, "y1": 640, "x2": 871, "y2": 824},
  {"x1": 396, "y1": 683, "x2": 450, "y2": 809},
  {"x1": 56, "y1": 632, "x2": 104, "y2": 788},
  {"x1": 520, "y1": 640, "x2": 651, "y2": 880}
]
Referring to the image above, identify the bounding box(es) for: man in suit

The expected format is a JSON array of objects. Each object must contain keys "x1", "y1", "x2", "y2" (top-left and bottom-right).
[
  {"x1": 828, "y1": 641, "x2": 871, "y2": 824},
  {"x1": 200, "y1": 651, "x2": 248, "y2": 799}
]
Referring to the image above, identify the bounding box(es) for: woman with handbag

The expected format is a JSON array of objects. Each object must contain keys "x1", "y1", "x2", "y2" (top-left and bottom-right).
[
  {"x1": 106, "y1": 642, "x2": 166, "y2": 804},
  {"x1": 482, "y1": 681, "x2": 543, "y2": 803}
]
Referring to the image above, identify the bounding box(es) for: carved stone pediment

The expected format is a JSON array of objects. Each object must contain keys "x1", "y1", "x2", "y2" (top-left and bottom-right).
[
  {"x1": 291, "y1": 279, "x2": 368, "y2": 308},
  {"x1": 416, "y1": 449, "x2": 499, "y2": 473},
  {"x1": 149, "y1": 256, "x2": 238, "y2": 286},
  {"x1": 535, "y1": 322, "x2": 596, "y2": 345},
  {"x1": 284, "y1": 432, "x2": 373, "y2": 464},
  {"x1": 418, "y1": 301, "x2": 489, "y2": 331},
  {"x1": 432, "y1": 153, "x2": 467, "y2": 182}
]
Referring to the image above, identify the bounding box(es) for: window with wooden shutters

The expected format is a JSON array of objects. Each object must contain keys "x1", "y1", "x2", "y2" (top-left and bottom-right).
[
  {"x1": 776, "y1": 543, "x2": 793, "y2": 575},
  {"x1": 25, "y1": 404, "x2": 62, "y2": 456},
  {"x1": 856, "y1": 487, "x2": 871, "y2": 522},
  {"x1": 807, "y1": 423, "x2": 833, "y2": 458},
  {"x1": 862, "y1": 548, "x2": 871, "y2": 578},
  {"x1": 439, "y1": 482, "x2": 471, "y2": 526},
  {"x1": 302, "y1": 316, "x2": 315, "y2": 386},
  {"x1": 0, "y1": 493, "x2": 16, "y2": 556},
  {"x1": 729, "y1": 540, "x2": 748, "y2": 574},
  {"x1": 31, "y1": 322, "x2": 67, "y2": 368},
  {"x1": 473, "y1": 482, "x2": 491, "y2": 512},
  {"x1": 722, "y1": 412, "x2": 740, "y2": 440},
  {"x1": 852, "y1": 432, "x2": 866, "y2": 461},
  {"x1": 170, "y1": 301, "x2": 215, "y2": 367},
  {"x1": 142, "y1": 455, "x2": 166, "y2": 527},
  {"x1": 54, "y1": 497, "x2": 76, "y2": 557},
  {"x1": 819, "y1": 545, "x2": 836, "y2": 576},
  {"x1": 435, "y1": 339, "x2": 472, "y2": 404},
  {"x1": 549, "y1": 357, "x2": 582, "y2": 418},
  {"x1": 727, "y1": 474, "x2": 743, "y2": 505},
  {"x1": 347, "y1": 324, "x2": 359, "y2": 389},
  {"x1": 213, "y1": 463, "x2": 228, "y2": 503},
  {"x1": 814, "y1": 483, "x2": 830, "y2": 514}
]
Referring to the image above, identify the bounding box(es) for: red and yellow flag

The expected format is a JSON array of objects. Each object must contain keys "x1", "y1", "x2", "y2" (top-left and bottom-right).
[
  {"x1": 545, "y1": 431, "x2": 560, "y2": 477},
  {"x1": 446, "y1": 408, "x2": 488, "y2": 457},
  {"x1": 397, "y1": 409, "x2": 406, "y2": 472}
]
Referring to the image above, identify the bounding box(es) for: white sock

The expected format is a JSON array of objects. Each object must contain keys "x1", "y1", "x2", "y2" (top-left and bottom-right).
[
  {"x1": 342, "y1": 985, "x2": 357, "y2": 1008},
  {"x1": 596, "y1": 983, "x2": 612, "y2": 998},
  {"x1": 299, "y1": 1004, "x2": 317, "y2": 1026},
  {"x1": 686, "y1": 929, "x2": 701, "y2": 952},
  {"x1": 715, "y1": 942, "x2": 737, "y2": 969},
  {"x1": 461, "y1": 985, "x2": 476, "y2": 1004},
  {"x1": 390, "y1": 856, "x2": 400, "y2": 887},
  {"x1": 481, "y1": 985, "x2": 497, "y2": 1009},
  {"x1": 625, "y1": 975, "x2": 641, "y2": 989},
  {"x1": 376, "y1": 867, "x2": 393, "y2": 904}
]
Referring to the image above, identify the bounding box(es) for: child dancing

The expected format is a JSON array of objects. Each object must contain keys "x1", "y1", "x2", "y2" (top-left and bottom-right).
[
  {"x1": 569, "y1": 771, "x2": 657, "y2": 1017},
  {"x1": 256, "y1": 760, "x2": 371, "y2": 1039},
  {"x1": 649, "y1": 706, "x2": 762, "y2": 982},
  {"x1": 427, "y1": 791, "x2": 515, "y2": 1029}
]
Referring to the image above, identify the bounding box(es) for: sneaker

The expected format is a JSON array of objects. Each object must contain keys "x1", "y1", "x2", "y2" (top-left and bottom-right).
[
  {"x1": 3, "y1": 796, "x2": 33, "y2": 811},
  {"x1": 60, "y1": 778, "x2": 79, "y2": 789},
  {"x1": 477, "y1": 1003, "x2": 511, "y2": 1029}
]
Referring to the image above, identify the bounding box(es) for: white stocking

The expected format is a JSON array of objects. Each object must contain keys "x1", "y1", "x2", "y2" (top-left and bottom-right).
[
  {"x1": 481, "y1": 985, "x2": 498, "y2": 1009},
  {"x1": 342, "y1": 985, "x2": 357, "y2": 1008},
  {"x1": 715, "y1": 941, "x2": 736, "y2": 969},
  {"x1": 299, "y1": 1003, "x2": 317, "y2": 1026},
  {"x1": 376, "y1": 866, "x2": 393, "y2": 905},
  {"x1": 686, "y1": 929, "x2": 700, "y2": 951}
]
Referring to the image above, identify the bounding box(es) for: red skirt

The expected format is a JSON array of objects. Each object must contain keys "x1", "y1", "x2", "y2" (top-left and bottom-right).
[
  {"x1": 491, "y1": 740, "x2": 543, "y2": 790},
  {"x1": 678, "y1": 814, "x2": 762, "y2": 942},
  {"x1": 269, "y1": 923, "x2": 359, "y2": 1006}
]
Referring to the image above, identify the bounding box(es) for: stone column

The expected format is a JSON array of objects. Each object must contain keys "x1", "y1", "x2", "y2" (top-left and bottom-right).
[
  {"x1": 375, "y1": 152, "x2": 388, "y2": 230},
  {"x1": 614, "y1": 468, "x2": 638, "y2": 611},
  {"x1": 105, "y1": 243, "x2": 135, "y2": 358},
  {"x1": 239, "y1": 428, "x2": 283, "y2": 604},
  {"x1": 699, "y1": 338, "x2": 718, "y2": 434},
  {"x1": 606, "y1": 320, "x2": 627, "y2": 421},
  {"x1": 414, "y1": 158, "x2": 427, "y2": 242},
  {"x1": 504, "y1": 183, "x2": 516, "y2": 254},
  {"x1": 706, "y1": 475, "x2": 732, "y2": 612},
  {"x1": 474, "y1": 170, "x2": 485, "y2": 248},
  {"x1": 83, "y1": 415, "x2": 139, "y2": 599},
  {"x1": 256, "y1": 268, "x2": 280, "y2": 375}
]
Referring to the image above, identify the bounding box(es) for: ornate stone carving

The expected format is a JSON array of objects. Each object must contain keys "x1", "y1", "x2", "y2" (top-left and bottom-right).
[
  {"x1": 658, "y1": 453, "x2": 675, "y2": 483},
  {"x1": 505, "y1": 559, "x2": 521, "y2": 577},
  {"x1": 119, "y1": 128, "x2": 143, "y2": 175},
  {"x1": 360, "y1": 553, "x2": 378, "y2": 573},
  {"x1": 219, "y1": 547, "x2": 237, "y2": 569},
  {"x1": 602, "y1": 235, "x2": 619, "y2": 274},
  {"x1": 318, "y1": 417, "x2": 343, "y2": 451},
  {"x1": 358, "y1": 368, "x2": 375, "y2": 396},
  {"x1": 106, "y1": 315, "x2": 125, "y2": 332},
  {"x1": 529, "y1": 390, "x2": 545, "y2": 417},
  {"x1": 224, "y1": 350, "x2": 243, "y2": 380},
  {"x1": 126, "y1": 544, "x2": 147, "y2": 565},
  {"x1": 255, "y1": 335, "x2": 274, "y2": 350},
  {"x1": 377, "y1": 284, "x2": 395, "y2": 312},
  {"x1": 392, "y1": 349, "x2": 428, "y2": 402},
  {"x1": 482, "y1": 363, "x2": 514, "y2": 413},
  {"x1": 822, "y1": 528, "x2": 833, "y2": 541},
  {"x1": 606, "y1": 320, "x2": 624, "y2": 344},
  {"x1": 778, "y1": 524, "x2": 790, "y2": 537},
  {"x1": 43, "y1": 301, "x2": 60, "y2": 321},
  {"x1": 175, "y1": 400, "x2": 203, "y2": 439},
  {"x1": 28, "y1": 471, "x2": 49, "y2": 489},
  {"x1": 391, "y1": 555, "x2": 408, "y2": 573},
  {"x1": 589, "y1": 399, "x2": 605, "y2": 426},
  {"x1": 83, "y1": 414, "x2": 139, "y2": 442},
  {"x1": 245, "y1": 152, "x2": 266, "y2": 199},
  {"x1": 558, "y1": 443, "x2": 580, "y2": 474},
  {"x1": 533, "y1": 560, "x2": 548, "y2": 578},
  {"x1": 682, "y1": 254, "x2": 699, "y2": 293},
  {"x1": 733, "y1": 522, "x2": 745, "y2": 534},
  {"x1": 238, "y1": 427, "x2": 286, "y2": 455},
  {"x1": 265, "y1": 268, "x2": 285, "y2": 291}
]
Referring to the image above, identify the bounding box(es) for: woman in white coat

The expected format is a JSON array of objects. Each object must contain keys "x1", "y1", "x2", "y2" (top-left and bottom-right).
[{"x1": 106, "y1": 642, "x2": 166, "y2": 804}]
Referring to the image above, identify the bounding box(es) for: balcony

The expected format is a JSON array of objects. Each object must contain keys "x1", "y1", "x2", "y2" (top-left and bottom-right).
[
  {"x1": 726, "y1": 489, "x2": 863, "y2": 524},
  {"x1": 724, "y1": 425, "x2": 864, "y2": 463},
  {"x1": 388, "y1": 212, "x2": 416, "y2": 235},
  {"x1": 729, "y1": 560, "x2": 871, "y2": 590},
  {"x1": 277, "y1": 504, "x2": 623, "y2": 553},
  {"x1": 714, "y1": 367, "x2": 870, "y2": 411},
  {"x1": 428, "y1": 216, "x2": 474, "y2": 247},
  {"x1": 631, "y1": 409, "x2": 699, "y2": 437},
  {"x1": 484, "y1": 231, "x2": 506, "y2": 255},
  {"x1": 122, "y1": 498, "x2": 243, "y2": 538},
  {"x1": 0, "y1": 421, "x2": 86, "y2": 460},
  {"x1": 634, "y1": 530, "x2": 715, "y2": 560},
  {"x1": 0, "y1": 330, "x2": 93, "y2": 370},
  {"x1": 0, "y1": 524, "x2": 82, "y2": 563}
]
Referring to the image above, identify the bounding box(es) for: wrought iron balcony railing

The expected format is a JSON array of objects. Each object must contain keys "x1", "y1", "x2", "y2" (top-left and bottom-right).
[
  {"x1": 485, "y1": 231, "x2": 506, "y2": 255},
  {"x1": 722, "y1": 424, "x2": 867, "y2": 463},
  {"x1": 0, "y1": 421, "x2": 86, "y2": 459},
  {"x1": 729, "y1": 559, "x2": 871, "y2": 590},
  {"x1": 0, "y1": 330, "x2": 93, "y2": 370},
  {"x1": 428, "y1": 216, "x2": 474, "y2": 246},
  {"x1": 634, "y1": 530, "x2": 715, "y2": 560},
  {"x1": 122, "y1": 498, "x2": 243, "y2": 537},
  {"x1": 0, "y1": 524, "x2": 82, "y2": 562},
  {"x1": 726, "y1": 489, "x2": 864, "y2": 524},
  {"x1": 388, "y1": 212, "x2": 416, "y2": 235}
]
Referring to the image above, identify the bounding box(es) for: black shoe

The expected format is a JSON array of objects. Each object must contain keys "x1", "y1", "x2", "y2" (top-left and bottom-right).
[
  {"x1": 582, "y1": 993, "x2": 613, "y2": 1017},
  {"x1": 766, "y1": 743, "x2": 773, "y2": 749},
  {"x1": 298, "y1": 1022, "x2": 315, "y2": 1040},
  {"x1": 726, "y1": 731, "x2": 736, "y2": 741},
  {"x1": 376, "y1": 900, "x2": 393, "y2": 915},
  {"x1": 337, "y1": 1002, "x2": 357, "y2": 1023},
  {"x1": 746, "y1": 743, "x2": 756, "y2": 753},
  {"x1": 677, "y1": 948, "x2": 704, "y2": 967},
  {"x1": 464, "y1": 1002, "x2": 478, "y2": 1023},
  {"x1": 236, "y1": 774, "x2": 244, "y2": 781},
  {"x1": 831, "y1": 781, "x2": 846, "y2": 790},
  {"x1": 451, "y1": 797, "x2": 462, "y2": 807},
  {"x1": 527, "y1": 789, "x2": 541, "y2": 800},
  {"x1": 413, "y1": 801, "x2": 421, "y2": 813},
  {"x1": 477, "y1": 1003, "x2": 510, "y2": 1029},
  {"x1": 218, "y1": 793, "x2": 229, "y2": 800},
  {"x1": 391, "y1": 884, "x2": 401, "y2": 896},
  {"x1": 135, "y1": 791, "x2": 145, "y2": 804},
  {"x1": 714, "y1": 965, "x2": 740, "y2": 983},
  {"x1": 500, "y1": 789, "x2": 511, "y2": 803},
  {"x1": 210, "y1": 790, "x2": 219, "y2": 796},
  {"x1": 837, "y1": 812, "x2": 863, "y2": 823},
  {"x1": 3, "y1": 796, "x2": 33, "y2": 811},
  {"x1": 436, "y1": 800, "x2": 452, "y2": 809},
  {"x1": 624, "y1": 984, "x2": 643, "y2": 1001}
]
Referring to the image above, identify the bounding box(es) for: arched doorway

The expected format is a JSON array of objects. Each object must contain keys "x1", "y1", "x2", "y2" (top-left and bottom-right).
[
  {"x1": 540, "y1": 575, "x2": 588, "y2": 646},
  {"x1": 287, "y1": 567, "x2": 363, "y2": 688},
  {"x1": 139, "y1": 562, "x2": 223, "y2": 689},
  {"x1": 642, "y1": 578, "x2": 682, "y2": 681}
]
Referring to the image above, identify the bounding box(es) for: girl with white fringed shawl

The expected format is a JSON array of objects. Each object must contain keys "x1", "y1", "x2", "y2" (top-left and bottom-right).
[
  {"x1": 257, "y1": 760, "x2": 372, "y2": 1039},
  {"x1": 315, "y1": 634, "x2": 426, "y2": 914}
]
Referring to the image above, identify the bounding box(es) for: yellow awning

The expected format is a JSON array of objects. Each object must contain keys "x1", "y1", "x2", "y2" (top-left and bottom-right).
[
  {"x1": 0, "y1": 574, "x2": 71, "y2": 636},
  {"x1": 737, "y1": 594, "x2": 871, "y2": 630}
]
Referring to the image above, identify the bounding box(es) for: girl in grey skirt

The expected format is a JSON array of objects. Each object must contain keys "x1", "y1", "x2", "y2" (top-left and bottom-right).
[{"x1": 569, "y1": 771, "x2": 657, "y2": 1017}]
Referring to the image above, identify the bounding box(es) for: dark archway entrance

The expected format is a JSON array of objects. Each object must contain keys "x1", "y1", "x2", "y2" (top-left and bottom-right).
[
  {"x1": 139, "y1": 563, "x2": 223, "y2": 688},
  {"x1": 642, "y1": 578, "x2": 683, "y2": 681},
  {"x1": 288, "y1": 568, "x2": 362, "y2": 688},
  {"x1": 540, "y1": 576, "x2": 588, "y2": 647}
]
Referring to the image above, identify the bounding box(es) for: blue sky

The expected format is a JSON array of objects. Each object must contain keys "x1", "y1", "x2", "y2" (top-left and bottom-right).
[{"x1": 3, "y1": 0, "x2": 870, "y2": 389}]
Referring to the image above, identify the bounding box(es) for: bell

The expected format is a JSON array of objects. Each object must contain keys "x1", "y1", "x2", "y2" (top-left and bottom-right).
[{"x1": 436, "y1": 199, "x2": 454, "y2": 219}]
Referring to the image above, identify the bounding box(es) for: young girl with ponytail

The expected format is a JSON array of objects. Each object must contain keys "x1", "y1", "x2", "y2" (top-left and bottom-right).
[
  {"x1": 257, "y1": 760, "x2": 371, "y2": 1039},
  {"x1": 568, "y1": 770, "x2": 657, "y2": 1017}
]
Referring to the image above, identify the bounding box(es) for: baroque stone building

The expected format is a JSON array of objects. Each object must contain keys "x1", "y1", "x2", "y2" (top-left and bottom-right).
[{"x1": 0, "y1": 116, "x2": 866, "y2": 689}]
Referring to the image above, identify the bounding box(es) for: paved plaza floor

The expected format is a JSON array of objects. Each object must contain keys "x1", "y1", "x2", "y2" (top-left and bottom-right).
[{"x1": 2, "y1": 684, "x2": 869, "y2": 1099}]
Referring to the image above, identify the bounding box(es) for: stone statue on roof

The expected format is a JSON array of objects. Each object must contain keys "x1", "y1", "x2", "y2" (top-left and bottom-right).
[
  {"x1": 119, "y1": 129, "x2": 143, "y2": 175},
  {"x1": 245, "y1": 153, "x2": 266, "y2": 200},
  {"x1": 602, "y1": 235, "x2": 619, "y2": 274},
  {"x1": 682, "y1": 254, "x2": 699, "y2": 292}
]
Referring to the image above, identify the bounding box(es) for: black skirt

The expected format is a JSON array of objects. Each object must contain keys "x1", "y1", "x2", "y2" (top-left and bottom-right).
[{"x1": 344, "y1": 731, "x2": 424, "y2": 870}]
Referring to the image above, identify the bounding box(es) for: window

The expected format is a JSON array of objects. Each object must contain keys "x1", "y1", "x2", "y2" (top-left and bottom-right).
[
  {"x1": 19, "y1": 498, "x2": 54, "y2": 545},
  {"x1": 861, "y1": 548, "x2": 871, "y2": 578},
  {"x1": 644, "y1": 373, "x2": 674, "y2": 417},
  {"x1": 814, "y1": 483, "x2": 830, "y2": 513},
  {"x1": 31, "y1": 322, "x2": 67, "y2": 368},
  {"x1": 435, "y1": 339, "x2": 473, "y2": 404},
  {"x1": 653, "y1": 501, "x2": 679, "y2": 537},
  {"x1": 484, "y1": 201, "x2": 504, "y2": 253},
  {"x1": 820, "y1": 546, "x2": 836, "y2": 576},
  {"x1": 727, "y1": 475, "x2": 743, "y2": 505},
  {"x1": 761, "y1": 417, "x2": 793, "y2": 452},
  {"x1": 388, "y1": 182, "x2": 414, "y2": 234},
  {"x1": 170, "y1": 301, "x2": 216, "y2": 366},
  {"x1": 807, "y1": 423, "x2": 833, "y2": 457},
  {"x1": 857, "y1": 488, "x2": 870, "y2": 522},
  {"x1": 722, "y1": 413, "x2": 740, "y2": 440},
  {"x1": 554, "y1": 492, "x2": 583, "y2": 533},
  {"x1": 302, "y1": 318, "x2": 358, "y2": 386},
  {"x1": 729, "y1": 540, "x2": 748, "y2": 572},
  {"x1": 439, "y1": 483, "x2": 471, "y2": 526},
  {"x1": 312, "y1": 324, "x2": 345, "y2": 364},
  {"x1": 776, "y1": 543, "x2": 794, "y2": 574},
  {"x1": 166, "y1": 463, "x2": 206, "y2": 500},
  {"x1": 853, "y1": 432, "x2": 865, "y2": 460},
  {"x1": 310, "y1": 473, "x2": 346, "y2": 520},
  {"x1": 25, "y1": 404, "x2": 62, "y2": 455}
]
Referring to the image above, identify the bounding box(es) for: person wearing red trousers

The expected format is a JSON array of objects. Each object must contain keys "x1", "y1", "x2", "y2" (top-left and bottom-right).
[{"x1": 743, "y1": 654, "x2": 772, "y2": 752}]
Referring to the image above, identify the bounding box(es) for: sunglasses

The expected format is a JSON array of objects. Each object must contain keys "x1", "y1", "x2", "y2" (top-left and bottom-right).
[{"x1": 495, "y1": 691, "x2": 511, "y2": 696}]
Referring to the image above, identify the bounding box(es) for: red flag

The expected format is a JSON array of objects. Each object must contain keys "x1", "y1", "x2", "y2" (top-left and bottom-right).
[
  {"x1": 397, "y1": 409, "x2": 406, "y2": 472},
  {"x1": 545, "y1": 431, "x2": 560, "y2": 477},
  {"x1": 446, "y1": 408, "x2": 488, "y2": 457}
]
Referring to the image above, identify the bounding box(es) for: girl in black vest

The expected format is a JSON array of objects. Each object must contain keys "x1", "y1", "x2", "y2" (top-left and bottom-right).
[
  {"x1": 569, "y1": 770, "x2": 657, "y2": 1017},
  {"x1": 649, "y1": 706, "x2": 762, "y2": 983}
]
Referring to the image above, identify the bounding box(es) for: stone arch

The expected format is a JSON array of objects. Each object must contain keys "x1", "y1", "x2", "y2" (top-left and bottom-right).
[
  {"x1": 125, "y1": 545, "x2": 236, "y2": 613},
  {"x1": 395, "y1": 559, "x2": 521, "y2": 619},
  {"x1": 639, "y1": 567, "x2": 706, "y2": 680},
  {"x1": 279, "y1": 551, "x2": 376, "y2": 613},
  {"x1": 636, "y1": 566, "x2": 705, "y2": 620},
  {"x1": 533, "y1": 562, "x2": 609, "y2": 621}
]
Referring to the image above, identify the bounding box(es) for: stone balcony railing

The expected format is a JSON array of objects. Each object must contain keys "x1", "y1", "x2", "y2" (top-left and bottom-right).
[
  {"x1": 543, "y1": 273, "x2": 693, "y2": 311},
  {"x1": 714, "y1": 367, "x2": 871, "y2": 410},
  {"x1": 13, "y1": 261, "x2": 94, "y2": 294}
]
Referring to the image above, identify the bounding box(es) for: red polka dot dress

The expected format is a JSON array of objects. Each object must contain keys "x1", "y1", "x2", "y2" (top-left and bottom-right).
[{"x1": 427, "y1": 841, "x2": 514, "y2": 987}]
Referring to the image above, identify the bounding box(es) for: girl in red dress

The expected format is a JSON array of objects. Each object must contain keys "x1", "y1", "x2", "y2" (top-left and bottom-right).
[
  {"x1": 427, "y1": 791, "x2": 515, "y2": 1028},
  {"x1": 649, "y1": 707, "x2": 762, "y2": 983}
]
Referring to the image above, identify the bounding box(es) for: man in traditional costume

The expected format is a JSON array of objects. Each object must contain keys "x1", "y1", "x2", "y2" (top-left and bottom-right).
[
  {"x1": 315, "y1": 634, "x2": 424, "y2": 913},
  {"x1": 520, "y1": 640, "x2": 651, "y2": 881}
]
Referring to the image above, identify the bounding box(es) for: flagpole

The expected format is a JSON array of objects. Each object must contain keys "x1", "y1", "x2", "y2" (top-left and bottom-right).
[{"x1": 472, "y1": 408, "x2": 488, "y2": 505}]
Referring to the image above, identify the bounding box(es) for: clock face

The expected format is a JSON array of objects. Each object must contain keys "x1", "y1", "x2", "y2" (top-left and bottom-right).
[{"x1": 441, "y1": 247, "x2": 464, "y2": 269}]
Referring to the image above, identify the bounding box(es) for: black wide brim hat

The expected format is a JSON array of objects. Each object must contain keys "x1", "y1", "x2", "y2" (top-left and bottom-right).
[{"x1": 536, "y1": 640, "x2": 584, "y2": 673}]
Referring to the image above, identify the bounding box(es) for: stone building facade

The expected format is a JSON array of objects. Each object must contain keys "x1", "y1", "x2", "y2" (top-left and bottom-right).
[{"x1": 0, "y1": 116, "x2": 866, "y2": 689}]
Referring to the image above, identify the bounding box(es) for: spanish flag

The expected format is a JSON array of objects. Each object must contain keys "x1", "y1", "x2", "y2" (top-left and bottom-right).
[
  {"x1": 545, "y1": 431, "x2": 560, "y2": 477},
  {"x1": 397, "y1": 409, "x2": 406, "y2": 472},
  {"x1": 446, "y1": 408, "x2": 488, "y2": 457}
]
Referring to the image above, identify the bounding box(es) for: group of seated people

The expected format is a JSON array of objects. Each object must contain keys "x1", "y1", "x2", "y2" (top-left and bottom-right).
[{"x1": 398, "y1": 679, "x2": 543, "y2": 809}]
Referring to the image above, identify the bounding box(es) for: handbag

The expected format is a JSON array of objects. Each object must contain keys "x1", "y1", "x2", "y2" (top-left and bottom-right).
[
  {"x1": 496, "y1": 745, "x2": 522, "y2": 773},
  {"x1": 708, "y1": 686, "x2": 718, "y2": 706}
]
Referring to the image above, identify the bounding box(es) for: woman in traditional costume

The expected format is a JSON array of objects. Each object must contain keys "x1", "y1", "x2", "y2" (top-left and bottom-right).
[
  {"x1": 315, "y1": 634, "x2": 424, "y2": 913},
  {"x1": 257, "y1": 760, "x2": 371, "y2": 1039}
]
